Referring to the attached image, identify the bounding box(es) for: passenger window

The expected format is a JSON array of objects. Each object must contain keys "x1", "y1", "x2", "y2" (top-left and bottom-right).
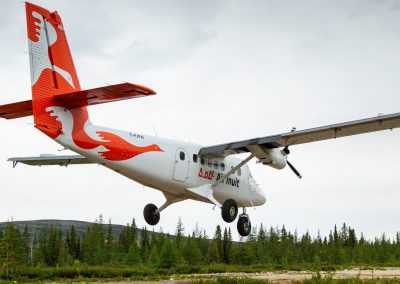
[
  {"x1": 180, "y1": 151, "x2": 185, "y2": 161},
  {"x1": 214, "y1": 161, "x2": 218, "y2": 169},
  {"x1": 193, "y1": 154, "x2": 198, "y2": 163},
  {"x1": 237, "y1": 167, "x2": 241, "y2": 176},
  {"x1": 201, "y1": 157, "x2": 205, "y2": 165},
  {"x1": 207, "y1": 160, "x2": 212, "y2": 167},
  {"x1": 220, "y1": 163, "x2": 225, "y2": 171}
]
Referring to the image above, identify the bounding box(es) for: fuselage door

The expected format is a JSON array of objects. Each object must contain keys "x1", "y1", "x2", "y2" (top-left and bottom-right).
[{"x1": 173, "y1": 148, "x2": 189, "y2": 181}]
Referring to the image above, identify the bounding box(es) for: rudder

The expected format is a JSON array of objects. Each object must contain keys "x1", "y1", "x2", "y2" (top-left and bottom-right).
[{"x1": 26, "y1": 2, "x2": 82, "y2": 138}]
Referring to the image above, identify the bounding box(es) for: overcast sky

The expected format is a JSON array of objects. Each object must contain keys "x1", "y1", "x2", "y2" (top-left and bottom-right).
[{"x1": 1, "y1": 0, "x2": 400, "y2": 240}]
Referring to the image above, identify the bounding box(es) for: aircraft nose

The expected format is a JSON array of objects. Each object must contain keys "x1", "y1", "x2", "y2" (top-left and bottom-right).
[{"x1": 257, "y1": 186, "x2": 266, "y2": 205}]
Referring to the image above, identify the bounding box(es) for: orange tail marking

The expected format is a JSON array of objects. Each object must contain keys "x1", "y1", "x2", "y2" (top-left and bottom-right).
[
  {"x1": 96, "y1": 131, "x2": 163, "y2": 161},
  {"x1": 26, "y1": 2, "x2": 84, "y2": 138}
]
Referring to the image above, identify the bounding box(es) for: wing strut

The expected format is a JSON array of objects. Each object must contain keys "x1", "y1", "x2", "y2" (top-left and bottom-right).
[{"x1": 212, "y1": 154, "x2": 254, "y2": 187}]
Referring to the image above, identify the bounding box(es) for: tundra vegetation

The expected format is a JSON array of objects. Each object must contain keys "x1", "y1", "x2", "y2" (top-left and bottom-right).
[{"x1": 1, "y1": 216, "x2": 400, "y2": 281}]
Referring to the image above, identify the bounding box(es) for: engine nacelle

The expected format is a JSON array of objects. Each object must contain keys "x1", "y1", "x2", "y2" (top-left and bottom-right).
[
  {"x1": 247, "y1": 145, "x2": 288, "y2": 170},
  {"x1": 263, "y1": 148, "x2": 287, "y2": 170}
]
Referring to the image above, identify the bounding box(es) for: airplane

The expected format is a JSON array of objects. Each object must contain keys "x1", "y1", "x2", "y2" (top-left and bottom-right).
[{"x1": 1, "y1": 2, "x2": 400, "y2": 237}]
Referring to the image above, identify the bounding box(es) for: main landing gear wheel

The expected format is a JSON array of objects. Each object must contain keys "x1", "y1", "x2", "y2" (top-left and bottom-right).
[
  {"x1": 143, "y1": 203, "x2": 160, "y2": 226},
  {"x1": 237, "y1": 214, "x2": 252, "y2": 237},
  {"x1": 221, "y1": 199, "x2": 238, "y2": 223}
]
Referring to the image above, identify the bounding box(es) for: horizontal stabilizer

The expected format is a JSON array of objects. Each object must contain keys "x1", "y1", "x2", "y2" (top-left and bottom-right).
[
  {"x1": 8, "y1": 155, "x2": 96, "y2": 167},
  {"x1": 54, "y1": 82, "x2": 156, "y2": 108},
  {"x1": 0, "y1": 100, "x2": 33, "y2": 119},
  {"x1": 0, "y1": 83, "x2": 155, "y2": 119}
]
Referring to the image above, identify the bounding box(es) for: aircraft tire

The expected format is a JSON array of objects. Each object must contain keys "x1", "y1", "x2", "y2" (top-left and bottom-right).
[
  {"x1": 237, "y1": 214, "x2": 251, "y2": 237},
  {"x1": 221, "y1": 199, "x2": 238, "y2": 223},
  {"x1": 143, "y1": 203, "x2": 160, "y2": 226}
]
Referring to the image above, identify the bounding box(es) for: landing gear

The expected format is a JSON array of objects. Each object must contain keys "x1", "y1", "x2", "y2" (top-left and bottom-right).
[
  {"x1": 143, "y1": 203, "x2": 160, "y2": 226},
  {"x1": 221, "y1": 199, "x2": 238, "y2": 223},
  {"x1": 221, "y1": 201, "x2": 251, "y2": 236},
  {"x1": 143, "y1": 194, "x2": 185, "y2": 226},
  {"x1": 237, "y1": 213, "x2": 252, "y2": 237}
]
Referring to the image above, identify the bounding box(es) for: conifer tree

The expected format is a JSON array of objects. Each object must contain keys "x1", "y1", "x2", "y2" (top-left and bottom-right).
[
  {"x1": 46, "y1": 226, "x2": 60, "y2": 266},
  {"x1": 57, "y1": 241, "x2": 69, "y2": 266},
  {"x1": 158, "y1": 238, "x2": 179, "y2": 268},
  {"x1": 129, "y1": 218, "x2": 138, "y2": 245},
  {"x1": 175, "y1": 217, "x2": 185, "y2": 249},
  {"x1": 148, "y1": 245, "x2": 160, "y2": 266},
  {"x1": 33, "y1": 232, "x2": 47, "y2": 266},
  {"x1": 21, "y1": 225, "x2": 30, "y2": 265},
  {"x1": 66, "y1": 225, "x2": 80, "y2": 260},
  {"x1": 222, "y1": 227, "x2": 232, "y2": 264},
  {"x1": 214, "y1": 225, "x2": 223, "y2": 258},
  {"x1": 183, "y1": 234, "x2": 201, "y2": 265},
  {"x1": 125, "y1": 242, "x2": 141, "y2": 265},
  {"x1": 0, "y1": 222, "x2": 25, "y2": 276},
  {"x1": 208, "y1": 225, "x2": 222, "y2": 263},
  {"x1": 106, "y1": 219, "x2": 114, "y2": 262},
  {"x1": 140, "y1": 227, "x2": 150, "y2": 263}
]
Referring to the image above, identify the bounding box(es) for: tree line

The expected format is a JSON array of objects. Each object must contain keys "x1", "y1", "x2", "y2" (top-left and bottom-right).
[{"x1": 1, "y1": 216, "x2": 400, "y2": 277}]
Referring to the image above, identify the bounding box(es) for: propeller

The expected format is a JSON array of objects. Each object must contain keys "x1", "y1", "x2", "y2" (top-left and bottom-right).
[
  {"x1": 287, "y1": 160, "x2": 302, "y2": 179},
  {"x1": 282, "y1": 146, "x2": 302, "y2": 179}
]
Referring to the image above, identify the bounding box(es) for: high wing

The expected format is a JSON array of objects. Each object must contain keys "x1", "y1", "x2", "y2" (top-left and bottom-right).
[
  {"x1": 8, "y1": 155, "x2": 96, "y2": 167},
  {"x1": 199, "y1": 112, "x2": 400, "y2": 158}
]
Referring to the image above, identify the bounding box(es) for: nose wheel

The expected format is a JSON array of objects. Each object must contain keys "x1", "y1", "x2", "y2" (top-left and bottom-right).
[
  {"x1": 237, "y1": 213, "x2": 251, "y2": 237},
  {"x1": 143, "y1": 203, "x2": 160, "y2": 226}
]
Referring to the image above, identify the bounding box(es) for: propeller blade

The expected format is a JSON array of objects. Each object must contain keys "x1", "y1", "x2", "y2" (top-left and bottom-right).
[{"x1": 287, "y1": 160, "x2": 302, "y2": 179}]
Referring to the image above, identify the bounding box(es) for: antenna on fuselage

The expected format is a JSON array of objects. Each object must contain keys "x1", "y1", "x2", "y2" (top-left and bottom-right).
[{"x1": 153, "y1": 126, "x2": 158, "y2": 137}]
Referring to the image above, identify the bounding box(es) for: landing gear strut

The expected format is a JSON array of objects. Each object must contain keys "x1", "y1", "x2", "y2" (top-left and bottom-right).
[
  {"x1": 237, "y1": 210, "x2": 251, "y2": 237},
  {"x1": 143, "y1": 203, "x2": 160, "y2": 226}
]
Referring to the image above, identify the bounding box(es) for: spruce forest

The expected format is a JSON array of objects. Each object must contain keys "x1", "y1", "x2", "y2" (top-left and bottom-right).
[{"x1": 1, "y1": 217, "x2": 400, "y2": 280}]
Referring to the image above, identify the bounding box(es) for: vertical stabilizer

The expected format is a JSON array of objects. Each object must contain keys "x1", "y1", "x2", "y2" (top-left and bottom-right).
[{"x1": 26, "y1": 2, "x2": 83, "y2": 138}]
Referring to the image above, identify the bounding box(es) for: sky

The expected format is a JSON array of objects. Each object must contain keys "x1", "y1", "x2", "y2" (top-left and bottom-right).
[{"x1": 1, "y1": 0, "x2": 400, "y2": 241}]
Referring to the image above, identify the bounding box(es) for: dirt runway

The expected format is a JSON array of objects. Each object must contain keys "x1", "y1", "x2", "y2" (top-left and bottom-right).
[{"x1": 96, "y1": 267, "x2": 400, "y2": 283}]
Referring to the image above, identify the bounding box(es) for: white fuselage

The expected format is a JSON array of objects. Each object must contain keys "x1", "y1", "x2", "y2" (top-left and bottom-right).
[{"x1": 51, "y1": 107, "x2": 266, "y2": 208}]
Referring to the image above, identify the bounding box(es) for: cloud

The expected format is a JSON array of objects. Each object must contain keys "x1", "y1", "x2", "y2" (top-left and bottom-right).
[{"x1": 1, "y1": 0, "x2": 400, "y2": 240}]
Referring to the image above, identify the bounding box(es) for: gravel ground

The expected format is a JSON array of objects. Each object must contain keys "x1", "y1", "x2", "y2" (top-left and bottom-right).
[{"x1": 72, "y1": 267, "x2": 400, "y2": 283}]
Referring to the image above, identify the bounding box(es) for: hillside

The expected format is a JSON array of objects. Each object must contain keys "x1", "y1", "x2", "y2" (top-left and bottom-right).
[{"x1": 0, "y1": 219, "x2": 138, "y2": 238}]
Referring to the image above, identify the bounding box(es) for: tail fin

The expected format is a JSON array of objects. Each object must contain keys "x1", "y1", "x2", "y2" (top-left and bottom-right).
[
  {"x1": 26, "y1": 2, "x2": 82, "y2": 138},
  {"x1": 0, "y1": 3, "x2": 156, "y2": 136}
]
